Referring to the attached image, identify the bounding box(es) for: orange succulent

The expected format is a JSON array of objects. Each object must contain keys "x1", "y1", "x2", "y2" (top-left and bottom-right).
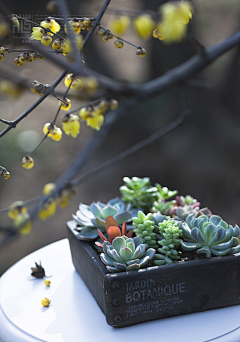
[{"x1": 95, "y1": 216, "x2": 133, "y2": 250}]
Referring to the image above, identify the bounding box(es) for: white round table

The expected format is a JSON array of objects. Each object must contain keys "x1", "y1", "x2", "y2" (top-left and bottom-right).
[{"x1": 1, "y1": 239, "x2": 240, "y2": 342}]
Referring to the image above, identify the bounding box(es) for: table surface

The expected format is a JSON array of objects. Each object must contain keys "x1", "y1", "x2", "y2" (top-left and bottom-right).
[{"x1": 1, "y1": 239, "x2": 240, "y2": 342}]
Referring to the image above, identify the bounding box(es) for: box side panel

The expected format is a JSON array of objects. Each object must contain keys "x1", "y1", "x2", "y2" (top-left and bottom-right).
[
  {"x1": 104, "y1": 255, "x2": 240, "y2": 327},
  {"x1": 67, "y1": 221, "x2": 107, "y2": 314}
]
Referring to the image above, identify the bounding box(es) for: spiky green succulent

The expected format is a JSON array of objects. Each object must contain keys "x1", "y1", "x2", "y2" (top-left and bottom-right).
[
  {"x1": 100, "y1": 235, "x2": 155, "y2": 272},
  {"x1": 73, "y1": 197, "x2": 138, "y2": 241},
  {"x1": 120, "y1": 176, "x2": 158, "y2": 212},
  {"x1": 180, "y1": 214, "x2": 240, "y2": 258},
  {"x1": 154, "y1": 220, "x2": 182, "y2": 265},
  {"x1": 132, "y1": 211, "x2": 158, "y2": 249}
]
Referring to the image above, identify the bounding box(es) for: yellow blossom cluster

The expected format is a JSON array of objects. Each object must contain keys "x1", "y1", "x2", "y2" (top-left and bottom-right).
[
  {"x1": 156, "y1": 1, "x2": 193, "y2": 43},
  {"x1": 52, "y1": 35, "x2": 83, "y2": 56},
  {"x1": 30, "y1": 18, "x2": 60, "y2": 46},
  {"x1": 14, "y1": 51, "x2": 42, "y2": 67},
  {"x1": 8, "y1": 201, "x2": 32, "y2": 235},
  {"x1": 43, "y1": 123, "x2": 62, "y2": 141},
  {"x1": 107, "y1": 1, "x2": 192, "y2": 45},
  {"x1": 64, "y1": 17, "x2": 93, "y2": 35},
  {"x1": 64, "y1": 74, "x2": 99, "y2": 95},
  {"x1": 38, "y1": 183, "x2": 75, "y2": 220},
  {"x1": 79, "y1": 98, "x2": 119, "y2": 131}
]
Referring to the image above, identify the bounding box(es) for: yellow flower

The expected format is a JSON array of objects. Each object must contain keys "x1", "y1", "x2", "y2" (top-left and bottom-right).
[
  {"x1": 38, "y1": 200, "x2": 57, "y2": 220},
  {"x1": 22, "y1": 156, "x2": 34, "y2": 169},
  {"x1": 152, "y1": 28, "x2": 165, "y2": 40},
  {"x1": 86, "y1": 113, "x2": 104, "y2": 131},
  {"x1": 50, "y1": 126, "x2": 62, "y2": 141},
  {"x1": 43, "y1": 123, "x2": 62, "y2": 141},
  {"x1": 41, "y1": 298, "x2": 51, "y2": 307},
  {"x1": 57, "y1": 187, "x2": 75, "y2": 208},
  {"x1": 52, "y1": 39, "x2": 61, "y2": 50},
  {"x1": 43, "y1": 183, "x2": 56, "y2": 196},
  {"x1": 61, "y1": 114, "x2": 80, "y2": 138},
  {"x1": 0, "y1": 53, "x2": 4, "y2": 62},
  {"x1": 133, "y1": 14, "x2": 155, "y2": 40},
  {"x1": 79, "y1": 107, "x2": 91, "y2": 120},
  {"x1": 59, "y1": 98, "x2": 71, "y2": 111},
  {"x1": 64, "y1": 74, "x2": 74, "y2": 88},
  {"x1": 159, "y1": 1, "x2": 193, "y2": 43},
  {"x1": 40, "y1": 19, "x2": 60, "y2": 35},
  {"x1": 70, "y1": 78, "x2": 82, "y2": 91},
  {"x1": 60, "y1": 35, "x2": 83, "y2": 55},
  {"x1": 108, "y1": 15, "x2": 130, "y2": 36},
  {"x1": 64, "y1": 21, "x2": 81, "y2": 35},
  {"x1": 8, "y1": 201, "x2": 27, "y2": 219},
  {"x1": 136, "y1": 47, "x2": 147, "y2": 57},
  {"x1": 41, "y1": 35, "x2": 52, "y2": 47},
  {"x1": 30, "y1": 27, "x2": 44, "y2": 40},
  {"x1": 45, "y1": 279, "x2": 51, "y2": 287},
  {"x1": 14, "y1": 212, "x2": 32, "y2": 235}
]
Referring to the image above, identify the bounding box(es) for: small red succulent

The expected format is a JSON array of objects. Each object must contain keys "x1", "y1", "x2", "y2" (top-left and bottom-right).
[{"x1": 95, "y1": 216, "x2": 133, "y2": 250}]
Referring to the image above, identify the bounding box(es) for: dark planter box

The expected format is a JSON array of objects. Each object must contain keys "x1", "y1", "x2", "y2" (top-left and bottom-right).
[{"x1": 67, "y1": 220, "x2": 240, "y2": 328}]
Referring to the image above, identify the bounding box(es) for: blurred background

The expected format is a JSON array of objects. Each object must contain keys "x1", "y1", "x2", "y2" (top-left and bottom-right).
[{"x1": 1, "y1": 0, "x2": 240, "y2": 275}]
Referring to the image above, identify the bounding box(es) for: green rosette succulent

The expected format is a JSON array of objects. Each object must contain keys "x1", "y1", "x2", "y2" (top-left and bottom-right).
[
  {"x1": 73, "y1": 197, "x2": 138, "y2": 241},
  {"x1": 154, "y1": 220, "x2": 183, "y2": 265},
  {"x1": 120, "y1": 176, "x2": 158, "y2": 212},
  {"x1": 132, "y1": 211, "x2": 158, "y2": 249},
  {"x1": 180, "y1": 214, "x2": 240, "y2": 258},
  {"x1": 100, "y1": 235, "x2": 155, "y2": 273}
]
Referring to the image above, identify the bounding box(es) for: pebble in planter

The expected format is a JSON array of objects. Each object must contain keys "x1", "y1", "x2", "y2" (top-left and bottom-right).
[{"x1": 180, "y1": 214, "x2": 240, "y2": 257}]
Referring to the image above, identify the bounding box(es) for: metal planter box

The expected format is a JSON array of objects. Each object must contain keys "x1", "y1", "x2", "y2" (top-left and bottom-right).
[{"x1": 67, "y1": 220, "x2": 240, "y2": 328}]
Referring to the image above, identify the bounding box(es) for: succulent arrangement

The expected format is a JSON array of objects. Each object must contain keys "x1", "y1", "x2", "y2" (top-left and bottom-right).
[{"x1": 71, "y1": 176, "x2": 240, "y2": 273}]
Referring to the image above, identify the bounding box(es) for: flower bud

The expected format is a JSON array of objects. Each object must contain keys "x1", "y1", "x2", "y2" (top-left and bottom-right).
[
  {"x1": 43, "y1": 183, "x2": 56, "y2": 196},
  {"x1": 41, "y1": 298, "x2": 50, "y2": 307},
  {"x1": 114, "y1": 39, "x2": 124, "y2": 49},
  {"x1": 45, "y1": 279, "x2": 51, "y2": 286},
  {"x1": 136, "y1": 47, "x2": 147, "y2": 57},
  {"x1": 109, "y1": 99, "x2": 119, "y2": 110},
  {"x1": 59, "y1": 98, "x2": 71, "y2": 111},
  {"x1": 0, "y1": 53, "x2": 4, "y2": 62},
  {"x1": 22, "y1": 156, "x2": 34, "y2": 169}
]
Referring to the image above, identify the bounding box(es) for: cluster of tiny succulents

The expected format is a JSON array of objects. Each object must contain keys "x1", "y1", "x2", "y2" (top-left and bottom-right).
[{"x1": 71, "y1": 176, "x2": 240, "y2": 273}]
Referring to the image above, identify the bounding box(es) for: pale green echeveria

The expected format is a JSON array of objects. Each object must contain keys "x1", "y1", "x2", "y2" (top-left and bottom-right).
[
  {"x1": 73, "y1": 197, "x2": 139, "y2": 241},
  {"x1": 180, "y1": 214, "x2": 240, "y2": 258},
  {"x1": 100, "y1": 235, "x2": 155, "y2": 272}
]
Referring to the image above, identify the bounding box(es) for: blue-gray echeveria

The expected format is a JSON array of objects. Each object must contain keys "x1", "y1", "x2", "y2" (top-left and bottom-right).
[{"x1": 73, "y1": 197, "x2": 139, "y2": 241}]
